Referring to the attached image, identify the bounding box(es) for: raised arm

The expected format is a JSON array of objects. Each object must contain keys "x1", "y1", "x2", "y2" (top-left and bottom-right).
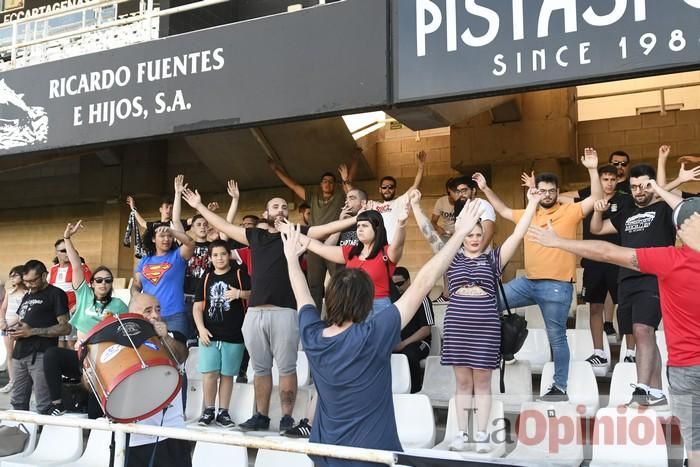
[
  {"x1": 649, "y1": 179, "x2": 684, "y2": 210},
  {"x1": 340, "y1": 148, "x2": 362, "y2": 193},
  {"x1": 268, "y1": 160, "x2": 306, "y2": 200},
  {"x1": 182, "y1": 188, "x2": 248, "y2": 245},
  {"x1": 387, "y1": 196, "x2": 409, "y2": 264},
  {"x1": 324, "y1": 203, "x2": 353, "y2": 246},
  {"x1": 277, "y1": 220, "x2": 346, "y2": 264},
  {"x1": 126, "y1": 196, "x2": 147, "y2": 229},
  {"x1": 220, "y1": 180, "x2": 240, "y2": 242},
  {"x1": 589, "y1": 200, "x2": 618, "y2": 235},
  {"x1": 663, "y1": 163, "x2": 700, "y2": 192},
  {"x1": 171, "y1": 175, "x2": 187, "y2": 233},
  {"x1": 472, "y1": 172, "x2": 514, "y2": 221},
  {"x1": 403, "y1": 151, "x2": 427, "y2": 195},
  {"x1": 155, "y1": 226, "x2": 195, "y2": 260},
  {"x1": 578, "y1": 148, "x2": 603, "y2": 216},
  {"x1": 528, "y1": 222, "x2": 639, "y2": 271},
  {"x1": 410, "y1": 190, "x2": 445, "y2": 253},
  {"x1": 395, "y1": 200, "x2": 483, "y2": 329},
  {"x1": 657, "y1": 145, "x2": 671, "y2": 187},
  {"x1": 63, "y1": 221, "x2": 86, "y2": 289},
  {"x1": 281, "y1": 225, "x2": 314, "y2": 310},
  {"x1": 307, "y1": 215, "x2": 358, "y2": 240},
  {"x1": 500, "y1": 189, "x2": 541, "y2": 266}
]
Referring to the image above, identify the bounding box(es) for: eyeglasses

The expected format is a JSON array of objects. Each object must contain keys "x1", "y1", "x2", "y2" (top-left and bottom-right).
[
  {"x1": 611, "y1": 161, "x2": 629, "y2": 167},
  {"x1": 537, "y1": 189, "x2": 558, "y2": 195},
  {"x1": 630, "y1": 184, "x2": 650, "y2": 192},
  {"x1": 57, "y1": 249, "x2": 67, "y2": 253},
  {"x1": 455, "y1": 188, "x2": 471, "y2": 195},
  {"x1": 380, "y1": 185, "x2": 395, "y2": 190},
  {"x1": 93, "y1": 277, "x2": 114, "y2": 284},
  {"x1": 23, "y1": 275, "x2": 43, "y2": 285}
]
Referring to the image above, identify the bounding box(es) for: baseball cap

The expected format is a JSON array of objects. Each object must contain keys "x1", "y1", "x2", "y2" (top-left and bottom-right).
[{"x1": 673, "y1": 197, "x2": 700, "y2": 228}]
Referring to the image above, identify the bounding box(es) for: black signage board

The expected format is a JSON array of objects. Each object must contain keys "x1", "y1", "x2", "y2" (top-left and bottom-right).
[
  {"x1": 0, "y1": 0, "x2": 388, "y2": 156},
  {"x1": 393, "y1": 0, "x2": 700, "y2": 104},
  {"x1": 0, "y1": 0, "x2": 139, "y2": 25}
]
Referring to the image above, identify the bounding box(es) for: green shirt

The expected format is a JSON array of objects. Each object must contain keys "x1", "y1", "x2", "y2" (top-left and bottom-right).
[
  {"x1": 69, "y1": 281, "x2": 128, "y2": 334},
  {"x1": 308, "y1": 186, "x2": 345, "y2": 226}
]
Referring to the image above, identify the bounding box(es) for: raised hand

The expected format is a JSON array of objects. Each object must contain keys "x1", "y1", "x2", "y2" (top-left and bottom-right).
[
  {"x1": 155, "y1": 225, "x2": 171, "y2": 236},
  {"x1": 454, "y1": 199, "x2": 484, "y2": 234},
  {"x1": 658, "y1": 144, "x2": 671, "y2": 159},
  {"x1": 526, "y1": 187, "x2": 542, "y2": 204},
  {"x1": 126, "y1": 195, "x2": 136, "y2": 210},
  {"x1": 677, "y1": 163, "x2": 700, "y2": 183},
  {"x1": 582, "y1": 147, "x2": 599, "y2": 169},
  {"x1": 274, "y1": 218, "x2": 292, "y2": 235},
  {"x1": 408, "y1": 188, "x2": 422, "y2": 207},
  {"x1": 207, "y1": 202, "x2": 220, "y2": 212},
  {"x1": 416, "y1": 150, "x2": 427, "y2": 166},
  {"x1": 527, "y1": 220, "x2": 559, "y2": 247},
  {"x1": 521, "y1": 171, "x2": 535, "y2": 189},
  {"x1": 182, "y1": 188, "x2": 203, "y2": 209},
  {"x1": 339, "y1": 202, "x2": 353, "y2": 220},
  {"x1": 338, "y1": 163, "x2": 349, "y2": 182},
  {"x1": 594, "y1": 199, "x2": 610, "y2": 212},
  {"x1": 471, "y1": 172, "x2": 488, "y2": 191},
  {"x1": 396, "y1": 196, "x2": 410, "y2": 222},
  {"x1": 227, "y1": 180, "x2": 240, "y2": 200},
  {"x1": 174, "y1": 174, "x2": 187, "y2": 195},
  {"x1": 63, "y1": 220, "x2": 84, "y2": 239},
  {"x1": 281, "y1": 223, "x2": 309, "y2": 260}
]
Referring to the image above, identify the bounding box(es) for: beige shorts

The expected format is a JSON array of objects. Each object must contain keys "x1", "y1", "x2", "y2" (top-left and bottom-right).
[{"x1": 242, "y1": 307, "x2": 299, "y2": 377}]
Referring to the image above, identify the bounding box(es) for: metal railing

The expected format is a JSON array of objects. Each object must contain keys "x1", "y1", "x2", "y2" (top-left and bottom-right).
[{"x1": 0, "y1": 410, "x2": 398, "y2": 467}]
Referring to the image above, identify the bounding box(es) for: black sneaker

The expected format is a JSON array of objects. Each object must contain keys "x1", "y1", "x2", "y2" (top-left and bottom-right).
[
  {"x1": 624, "y1": 355, "x2": 636, "y2": 363},
  {"x1": 236, "y1": 374, "x2": 248, "y2": 384},
  {"x1": 283, "y1": 418, "x2": 312, "y2": 438},
  {"x1": 644, "y1": 392, "x2": 669, "y2": 409},
  {"x1": 216, "y1": 410, "x2": 235, "y2": 428},
  {"x1": 198, "y1": 407, "x2": 215, "y2": 426},
  {"x1": 603, "y1": 322, "x2": 616, "y2": 336},
  {"x1": 585, "y1": 353, "x2": 608, "y2": 366},
  {"x1": 238, "y1": 412, "x2": 270, "y2": 432},
  {"x1": 539, "y1": 385, "x2": 569, "y2": 402},
  {"x1": 279, "y1": 415, "x2": 295, "y2": 434},
  {"x1": 43, "y1": 402, "x2": 66, "y2": 416},
  {"x1": 627, "y1": 385, "x2": 648, "y2": 407}
]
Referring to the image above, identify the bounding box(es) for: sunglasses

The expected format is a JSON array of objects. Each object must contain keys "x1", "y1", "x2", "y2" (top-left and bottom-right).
[
  {"x1": 380, "y1": 185, "x2": 395, "y2": 190},
  {"x1": 93, "y1": 277, "x2": 114, "y2": 284},
  {"x1": 57, "y1": 249, "x2": 67, "y2": 253},
  {"x1": 611, "y1": 161, "x2": 629, "y2": 167}
]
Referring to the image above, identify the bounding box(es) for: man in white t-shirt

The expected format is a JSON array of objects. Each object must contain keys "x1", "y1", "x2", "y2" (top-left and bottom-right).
[
  {"x1": 431, "y1": 178, "x2": 459, "y2": 239},
  {"x1": 452, "y1": 176, "x2": 497, "y2": 247}
]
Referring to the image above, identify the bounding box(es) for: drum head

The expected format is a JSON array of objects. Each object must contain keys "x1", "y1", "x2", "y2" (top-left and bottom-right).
[{"x1": 104, "y1": 364, "x2": 181, "y2": 422}]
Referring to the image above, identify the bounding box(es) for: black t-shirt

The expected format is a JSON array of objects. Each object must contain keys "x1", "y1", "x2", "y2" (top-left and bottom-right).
[
  {"x1": 246, "y1": 226, "x2": 309, "y2": 309},
  {"x1": 184, "y1": 241, "x2": 210, "y2": 295},
  {"x1": 574, "y1": 191, "x2": 629, "y2": 269},
  {"x1": 195, "y1": 266, "x2": 250, "y2": 343},
  {"x1": 146, "y1": 220, "x2": 190, "y2": 232},
  {"x1": 338, "y1": 226, "x2": 358, "y2": 248},
  {"x1": 610, "y1": 201, "x2": 676, "y2": 282},
  {"x1": 13, "y1": 284, "x2": 69, "y2": 359},
  {"x1": 682, "y1": 191, "x2": 698, "y2": 199},
  {"x1": 400, "y1": 296, "x2": 434, "y2": 343}
]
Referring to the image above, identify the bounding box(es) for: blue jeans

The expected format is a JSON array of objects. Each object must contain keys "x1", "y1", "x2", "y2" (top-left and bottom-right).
[
  {"x1": 162, "y1": 311, "x2": 192, "y2": 340},
  {"x1": 501, "y1": 277, "x2": 573, "y2": 390},
  {"x1": 369, "y1": 297, "x2": 393, "y2": 320}
]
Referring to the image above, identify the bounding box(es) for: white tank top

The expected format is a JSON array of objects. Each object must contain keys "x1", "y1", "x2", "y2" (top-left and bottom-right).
[{"x1": 5, "y1": 289, "x2": 25, "y2": 324}]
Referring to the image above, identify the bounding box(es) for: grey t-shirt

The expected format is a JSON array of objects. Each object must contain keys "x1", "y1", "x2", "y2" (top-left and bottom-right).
[{"x1": 308, "y1": 186, "x2": 345, "y2": 226}]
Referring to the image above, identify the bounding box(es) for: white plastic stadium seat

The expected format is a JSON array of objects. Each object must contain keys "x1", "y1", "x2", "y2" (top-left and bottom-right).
[
  {"x1": 391, "y1": 354, "x2": 411, "y2": 394},
  {"x1": 522, "y1": 306, "x2": 545, "y2": 329},
  {"x1": 62, "y1": 425, "x2": 112, "y2": 467},
  {"x1": 606, "y1": 362, "x2": 671, "y2": 416},
  {"x1": 264, "y1": 387, "x2": 312, "y2": 434},
  {"x1": 247, "y1": 351, "x2": 311, "y2": 387},
  {"x1": 507, "y1": 402, "x2": 584, "y2": 466},
  {"x1": 418, "y1": 356, "x2": 454, "y2": 408},
  {"x1": 514, "y1": 328, "x2": 551, "y2": 374},
  {"x1": 566, "y1": 329, "x2": 610, "y2": 377},
  {"x1": 111, "y1": 288, "x2": 131, "y2": 306},
  {"x1": 192, "y1": 441, "x2": 247, "y2": 467},
  {"x1": 2, "y1": 424, "x2": 83, "y2": 466},
  {"x1": 574, "y1": 304, "x2": 590, "y2": 329},
  {"x1": 432, "y1": 303, "x2": 447, "y2": 334},
  {"x1": 619, "y1": 332, "x2": 668, "y2": 366},
  {"x1": 185, "y1": 379, "x2": 205, "y2": 424},
  {"x1": 589, "y1": 407, "x2": 667, "y2": 467},
  {"x1": 491, "y1": 360, "x2": 533, "y2": 412},
  {"x1": 539, "y1": 361, "x2": 599, "y2": 417},
  {"x1": 0, "y1": 416, "x2": 38, "y2": 461},
  {"x1": 433, "y1": 398, "x2": 506, "y2": 459},
  {"x1": 575, "y1": 268, "x2": 584, "y2": 295},
  {"x1": 393, "y1": 394, "x2": 436, "y2": 449},
  {"x1": 428, "y1": 327, "x2": 441, "y2": 357},
  {"x1": 185, "y1": 347, "x2": 201, "y2": 381},
  {"x1": 0, "y1": 340, "x2": 7, "y2": 372},
  {"x1": 254, "y1": 448, "x2": 313, "y2": 467},
  {"x1": 229, "y1": 383, "x2": 256, "y2": 425}
]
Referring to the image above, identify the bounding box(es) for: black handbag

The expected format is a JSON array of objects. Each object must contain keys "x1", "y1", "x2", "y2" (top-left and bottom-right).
[{"x1": 382, "y1": 250, "x2": 402, "y2": 303}]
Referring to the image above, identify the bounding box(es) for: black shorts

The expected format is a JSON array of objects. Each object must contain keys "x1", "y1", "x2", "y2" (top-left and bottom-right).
[
  {"x1": 581, "y1": 261, "x2": 619, "y2": 304},
  {"x1": 126, "y1": 438, "x2": 192, "y2": 467},
  {"x1": 617, "y1": 276, "x2": 661, "y2": 334}
]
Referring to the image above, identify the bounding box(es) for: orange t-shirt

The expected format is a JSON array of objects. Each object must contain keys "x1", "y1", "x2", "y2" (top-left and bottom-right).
[{"x1": 512, "y1": 203, "x2": 584, "y2": 282}]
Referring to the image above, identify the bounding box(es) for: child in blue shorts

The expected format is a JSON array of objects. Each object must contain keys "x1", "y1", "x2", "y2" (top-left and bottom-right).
[{"x1": 193, "y1": 240, "x2": 250, "y2": 427}]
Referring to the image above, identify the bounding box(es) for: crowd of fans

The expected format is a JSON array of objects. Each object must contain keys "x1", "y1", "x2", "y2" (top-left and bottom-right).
[{"x1": 0, "y1": 146, "x2": 699, "y2": 467}]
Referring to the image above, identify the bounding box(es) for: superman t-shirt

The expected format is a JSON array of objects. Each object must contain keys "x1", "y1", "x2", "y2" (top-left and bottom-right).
[{"x1": 136, "y1": 247, "x2": 187, "y2": 317}]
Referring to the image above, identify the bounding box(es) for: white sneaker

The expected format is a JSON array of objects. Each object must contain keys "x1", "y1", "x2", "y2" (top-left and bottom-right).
[
  {"x1": 0, "y1": 382, "x2": 13, "y2": 393},
  {"x1": 448, "y1": 431, "x2": 472, "y2": 452},
  {"x1": 474, "y1": 431, "x2": 491, "y2": 453}
]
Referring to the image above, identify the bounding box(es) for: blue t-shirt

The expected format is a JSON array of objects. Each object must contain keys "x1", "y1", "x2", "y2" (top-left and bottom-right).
[
  {"x1": 136, "y1": 247, "x2": 186, "y2": 317},
  {"x1": 299, "y1": 303, "x2": 403, "y2": 467}
]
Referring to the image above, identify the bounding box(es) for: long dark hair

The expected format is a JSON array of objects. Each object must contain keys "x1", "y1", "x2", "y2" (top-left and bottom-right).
[
  {"x1": 90, "y1": 266, "x2": 114, "y2": 308},
  {"x1": 142, "y1": 225, "x2": 177, "y2": 257},
  {"x1": 348, "y1": 210, "x2": 388, "y2": 260}
]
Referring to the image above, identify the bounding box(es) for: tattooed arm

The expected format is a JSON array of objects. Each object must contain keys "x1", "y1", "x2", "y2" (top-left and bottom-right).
[
  {"x1": 10, "y1": 314, "x2": 71, "y2": 339},
  {"x1": 409, "y1": 190, "x2": 445, "y2": 253}
]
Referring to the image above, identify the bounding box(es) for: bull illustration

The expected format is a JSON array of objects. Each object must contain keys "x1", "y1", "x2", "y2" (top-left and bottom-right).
[{"x1": 0, "y1": 79, "x2": 48, "y2": 150}]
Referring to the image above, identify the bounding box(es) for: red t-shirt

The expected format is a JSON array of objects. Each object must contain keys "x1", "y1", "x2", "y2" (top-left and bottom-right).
[
  {"x1": 48, "y1": 263, "x2": 92, "y2": 311},
  {"x1": 234, "y1": 247, "x2": 253, "y2": 277},
  {"x1": 342, "y1": 245, "x2": 395, "y2": 299},
  {"x1": 636, "y1": 245, "x2": 700, "y2": 367}
]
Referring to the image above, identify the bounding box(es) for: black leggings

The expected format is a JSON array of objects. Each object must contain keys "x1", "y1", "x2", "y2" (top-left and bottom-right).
[
  {"x1": 398, "y1": 341, "x2": 430, "y2": 393},
  {"x1": 43, "y1": 346, "x2": 103, "y2": 418}
]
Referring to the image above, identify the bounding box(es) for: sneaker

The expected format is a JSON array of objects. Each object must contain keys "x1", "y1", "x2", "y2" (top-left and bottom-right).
[
  {"x1": 539, "y1": 385, "x2": 569, "y2": 402},
  {"x1": 585, "y1": 353, "x2": 608, "y2": 366},
  {"x1": 433, "y1": 295, "x2": 449, "y2": 304},
  {"x1": 448, "y1": 431, "x2": 472, "y2": 452},
  {"x1": 283, "y1": 418, "x2": 312, "y2": 438},
  {"x1": 0, "y1": 382, "x2": 13, "y2": 393},
  {"x1": 603, "y1": 322, "x2": 616, "y2": 336},
  {"x1": 474, "y1": 431, "x2": 491, "y2": 454},
  {"x1": 644, "y1": 393, "x2": 669, "y2": 410},
  {"x1": 624, "y1": 355, "x2": 636, "y2": 363},
  {"x1": 216, "y1": 410, "x2": 235, "y2": 428},
  {"x1": 198, "y1": 407, "x2": 215, "y2": 426},
  {"x1": 504, "y1": 356, "x2": 517, "y2": 365},
  {"x1": 627, "y1": 384, "x2": 648, "y2": 407},
  {"x1": 236, "y1": 374, "x2": 248, "y2": 384},
  {"x1": 238, "y1": 412, "x2": 270, "y2": 432},
  {"x1": 279, "y1": 415, "x2": 295, "y2": 434},
  {"x1": 43, "y1": 402, "x2": 66, "y2": 416}
]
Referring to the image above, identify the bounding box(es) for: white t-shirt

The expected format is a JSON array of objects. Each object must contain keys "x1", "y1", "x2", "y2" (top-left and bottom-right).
[
  {"x1": 129, "y1": 392, "x2": 184, "y2": 447},
  {"x1": 477, "y1": 198, "x2": 497, "y2": 223},
  {"x1": 432, "y1": 195, "x2": 456, "y2": 235},
  {"x1": 375, "y1": 196, "x2": 404, "y2": 244}
]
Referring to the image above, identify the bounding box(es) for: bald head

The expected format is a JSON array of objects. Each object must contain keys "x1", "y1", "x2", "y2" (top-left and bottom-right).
[{"x1": 128, "y1": 293, "x2": 161, "y2": 322}]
